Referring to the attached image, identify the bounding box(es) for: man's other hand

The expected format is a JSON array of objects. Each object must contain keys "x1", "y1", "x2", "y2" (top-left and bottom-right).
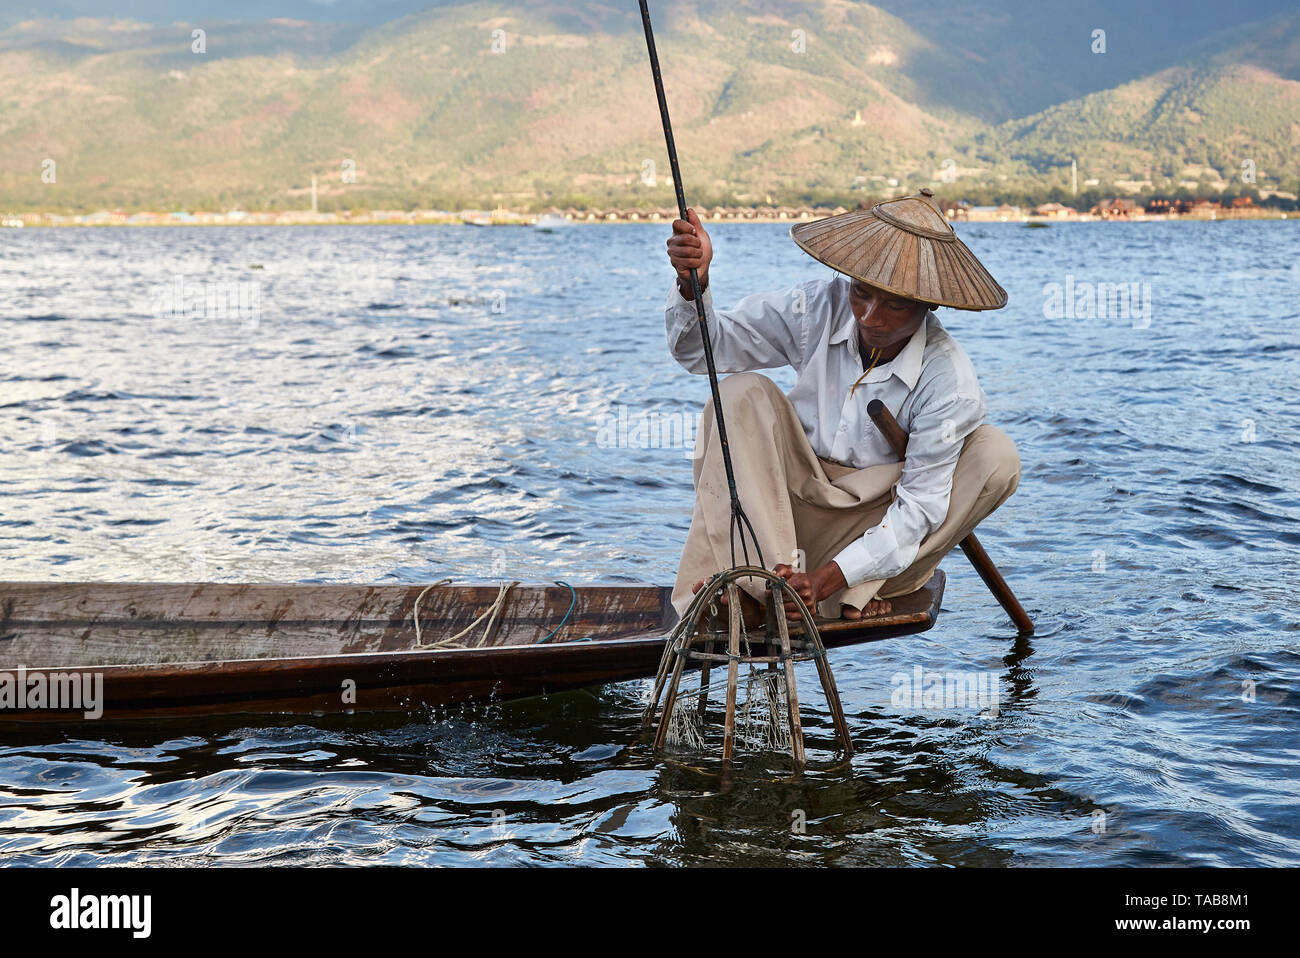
[{"x1": 772, "y1": 561, "x2": 848, "y2": 622}]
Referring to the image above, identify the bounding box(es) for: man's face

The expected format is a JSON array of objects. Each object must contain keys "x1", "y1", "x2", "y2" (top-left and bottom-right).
[{"x1": 848, "y1": 278, "x2": 931, "y2": 352}]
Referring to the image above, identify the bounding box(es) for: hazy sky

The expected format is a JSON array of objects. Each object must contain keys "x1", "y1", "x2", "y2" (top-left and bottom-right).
[
  {"x1": 3, "y1": 0, "x2": 1296, "y2": 28},
  {"x1": 0, "y1": 1, "x2": 437, "y2": 25}
]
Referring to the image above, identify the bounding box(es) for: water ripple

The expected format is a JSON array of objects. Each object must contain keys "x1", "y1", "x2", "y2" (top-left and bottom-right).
[{"x1": 0, "y1": 221, "x2": 1297, "y2": 864}]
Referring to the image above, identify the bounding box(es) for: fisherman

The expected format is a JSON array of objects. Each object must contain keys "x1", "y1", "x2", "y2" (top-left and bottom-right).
[{"x1": 664, "y1": 189, "x2": 1021, "y2": 623}]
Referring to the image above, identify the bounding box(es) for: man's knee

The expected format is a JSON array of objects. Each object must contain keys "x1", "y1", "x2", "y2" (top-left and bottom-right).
[
  {"x1": 963, "y1": 424, "x2": 1021, "y2": 501},
  {"x1": 717, "y1": 371, "x2": 781, "y2": 402},
  {"x1": 703, "y1": 372, "x2": 787, "y2": 418}
]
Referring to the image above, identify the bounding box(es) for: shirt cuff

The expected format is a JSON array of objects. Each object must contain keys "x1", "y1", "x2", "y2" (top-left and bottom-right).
[
  {"x1": 832, "y1": 515, "x2": 903, "y2": 587},
  {"x1": 665, "y1": 282, "x2": 712, "y2": 336}
]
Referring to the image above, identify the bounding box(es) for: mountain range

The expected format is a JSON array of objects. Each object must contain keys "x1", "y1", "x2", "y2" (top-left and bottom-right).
[{"x1": 0, "y1": 0, "x2": 1295, "y2": 212}]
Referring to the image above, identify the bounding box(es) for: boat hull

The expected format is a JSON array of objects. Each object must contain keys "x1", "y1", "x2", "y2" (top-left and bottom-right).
[{"x1": 0, "y1": 573, "x2": 943, "y2": 720}]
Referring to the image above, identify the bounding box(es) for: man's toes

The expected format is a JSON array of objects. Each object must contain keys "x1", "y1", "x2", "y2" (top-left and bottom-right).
[{"x1": 841, "y1": 605, "x2": 864, "y2": 620}]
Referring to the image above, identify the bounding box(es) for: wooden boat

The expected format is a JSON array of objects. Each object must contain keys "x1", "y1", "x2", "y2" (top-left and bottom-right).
[{"x1": 0, "y1": 572, "x2": 943, "y2": 720}]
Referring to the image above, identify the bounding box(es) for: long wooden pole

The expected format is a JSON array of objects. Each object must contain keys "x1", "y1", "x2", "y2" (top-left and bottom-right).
[
  {"x1": 866, "y1": 399, "x2": 1034, "y2": 636},
  {"x1": 637, "y1": 0, "x2": 763, "y2": 570}
]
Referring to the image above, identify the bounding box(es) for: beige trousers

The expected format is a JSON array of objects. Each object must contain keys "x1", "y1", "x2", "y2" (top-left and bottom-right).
[{"x1": 671, "y1": 372, "x2": 1021, "y2": 618}]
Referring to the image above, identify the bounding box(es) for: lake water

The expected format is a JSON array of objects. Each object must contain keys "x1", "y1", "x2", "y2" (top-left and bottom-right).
[{"x1": 0, "y1": 220, "x2": 1297, "y2": 865}]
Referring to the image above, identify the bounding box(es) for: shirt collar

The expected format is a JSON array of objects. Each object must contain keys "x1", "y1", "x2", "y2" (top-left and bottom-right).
[{"x1": 832, "y1": 309, "x2": 930, "y2": 391}]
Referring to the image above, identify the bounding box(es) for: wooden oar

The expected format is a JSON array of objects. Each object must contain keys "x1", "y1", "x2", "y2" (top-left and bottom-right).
[{"x1": 866, "y1": 399, "x2": 1034, "y2": 636}]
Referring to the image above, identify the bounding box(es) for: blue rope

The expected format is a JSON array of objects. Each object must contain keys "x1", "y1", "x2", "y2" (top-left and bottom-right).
[{"x1": 536, "y1": 580, "x2": 577, "y2": 643}]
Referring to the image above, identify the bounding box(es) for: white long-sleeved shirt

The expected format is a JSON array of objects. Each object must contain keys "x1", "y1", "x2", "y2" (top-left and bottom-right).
[{"x1": 665, "y1": 275, "x2": 987, "y2": 588}]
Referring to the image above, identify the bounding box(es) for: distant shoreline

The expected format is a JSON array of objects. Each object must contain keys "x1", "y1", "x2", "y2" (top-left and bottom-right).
[{"x1": 1, "y1": 210, "x2": 1291, "y2": 229}]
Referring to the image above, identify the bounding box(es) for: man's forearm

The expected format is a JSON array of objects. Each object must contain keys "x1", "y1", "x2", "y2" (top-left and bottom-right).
[
  {"x1": 814, "y1": 561, "x2": 847, "y2": 599},
  {"x1": 676, "y1": 274, "x2": 708, "y2": 301}
]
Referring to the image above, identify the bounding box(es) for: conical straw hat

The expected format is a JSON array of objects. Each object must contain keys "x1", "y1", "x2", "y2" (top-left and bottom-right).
[{"x1": 789, "y1": 188, "x2": 1007, "y2": 310}]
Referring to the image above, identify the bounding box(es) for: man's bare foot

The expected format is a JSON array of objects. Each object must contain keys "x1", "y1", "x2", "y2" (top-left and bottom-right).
[
  {"x1": 840, "y1": 598, "x2": 892, "y2": 620},
  {"x1": 691, "y1": 577, "x2": 766, "y2": 628}
]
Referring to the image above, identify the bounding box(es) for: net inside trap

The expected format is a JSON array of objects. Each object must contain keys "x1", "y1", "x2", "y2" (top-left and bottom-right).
[{"x1": 662, "y1": 661, "x2": 793, "y2": 754}]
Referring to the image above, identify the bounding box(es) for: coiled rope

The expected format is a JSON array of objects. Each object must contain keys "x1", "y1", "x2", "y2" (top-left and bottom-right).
[
  {"x1": 410, "y1": 578, "x2": 576, "y2": 649},
  {"x1": 411, "y1": 578, "x2": 519, "y2": 649}
]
